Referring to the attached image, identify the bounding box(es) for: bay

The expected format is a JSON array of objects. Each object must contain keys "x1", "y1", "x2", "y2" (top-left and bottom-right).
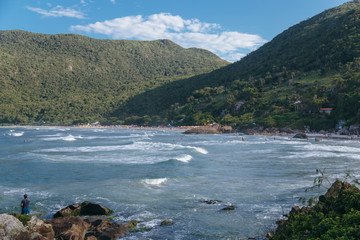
[{"x1": 1, "y1": 127, "x2": 360, "y2": 239}]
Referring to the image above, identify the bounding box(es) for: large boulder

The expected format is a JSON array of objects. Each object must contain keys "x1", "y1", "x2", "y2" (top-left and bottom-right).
[
  {"x1": 27, "y1": 216, "x2": 55, "y2": 240},
  {"x1": 45, "y1": 216, "x2": 89, "y2": 240},
  {"x1": 84, "y1": 218, "x2": 129, "y2": 240},
  {"x1": 293, "y1": 133, "x2": 307, "y2": 139},
  {"x1": 54, "y1": 201, "x2": 114, "y2": 218},
  {"x1": 0, "y1": 214, "x2": 31, "y2": 240}
]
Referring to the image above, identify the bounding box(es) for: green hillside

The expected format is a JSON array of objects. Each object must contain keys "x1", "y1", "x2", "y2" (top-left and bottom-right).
[
  {"x1": 153, "y1": 0, "x2": 360, "y2": 130},
  {"x1": 0, "y1": 30, "x2": 228, "y2": 125}
]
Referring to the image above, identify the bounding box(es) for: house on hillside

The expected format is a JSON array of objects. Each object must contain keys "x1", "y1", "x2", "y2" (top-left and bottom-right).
[{"x1": 319, "y1": 108, "x2": 333, "y2": 115}]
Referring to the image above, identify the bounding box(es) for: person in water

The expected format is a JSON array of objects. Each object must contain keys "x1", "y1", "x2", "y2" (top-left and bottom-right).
[{"x1": 21, "y1": 194, "x2": 30, "y2": 215}]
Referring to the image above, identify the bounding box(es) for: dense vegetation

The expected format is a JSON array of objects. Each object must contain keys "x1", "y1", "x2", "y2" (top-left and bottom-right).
[
  {"x1": 0, "y1": 30, "x2": 228, "y2": 125},
  {"x1": 158, "y1": 0, "x2": 360, "y2": 130},
  {"x1": 2, "y1": 1, "x2": 360, "y2": 129},
  {"x1": 271, "y1": 179, "x2": 360, "y2": 239}
]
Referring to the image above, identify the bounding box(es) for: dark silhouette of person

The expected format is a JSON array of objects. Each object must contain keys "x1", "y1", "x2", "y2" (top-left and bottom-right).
[{"x1": 21, "y1": 194, "x2": 30, "y2": 215}]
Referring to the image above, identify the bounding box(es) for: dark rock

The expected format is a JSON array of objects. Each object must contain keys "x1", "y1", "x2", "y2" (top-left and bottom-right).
[
  {"x1": 45, "y1": 216, "x2": 89, "y2": 240},
  {"x1": 160, "y1": 220, "x2": 174, "y2": 226},
  {"x1": 204, "y1": 200, "x2": 222, "y2": 204},
  {"x1": 84, "y1": 217, "x2": 129, "y2": 240},
  {"x1": 293, "y1": 133, "x2": 307, "y2": 139},
  {"x1": 54, "y1": 201, "x2": 114, "y2": 218},
  {"x1": 221, "y1": 206, "x2": 235, "y2": 211}
]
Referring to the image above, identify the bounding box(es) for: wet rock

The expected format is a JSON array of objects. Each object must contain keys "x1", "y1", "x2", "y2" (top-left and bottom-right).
[
  {"x1": 293, "y1": 133, "x2": 307, "y2": 139},
  {"x1": 45, "y1": 216, "x2": 89, "y2": 240},
  {"x1": 84, "y1": 217, "x2": 129, "y2": 240},
  {"x1": 54, "y1": 201, "x2": 114, "y2": 218},
  {"x1": 125, "y1": 220, "x2": 139, "y2": 231},
  {"x1": 160, "y1": 220, "x2": 174, "y2": 226},
  {"x1": 203, "y1": 200, "x2": 222, "y2": 204},
  {"x1": 221, "y1": 206, "x2": 236, "y2": 211},
  {"x1": 0, "y1": 214, "x2": 31, "y2": 240}
]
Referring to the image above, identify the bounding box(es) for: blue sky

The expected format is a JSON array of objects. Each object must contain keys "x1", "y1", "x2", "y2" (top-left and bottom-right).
[{"x1": 0, "y1": 0, "x2": 351, "y2": 61}]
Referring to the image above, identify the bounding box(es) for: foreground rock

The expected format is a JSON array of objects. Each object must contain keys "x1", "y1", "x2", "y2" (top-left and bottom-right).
[
  {"x1": 183, "y1": 124, "x2": 234, "y2": 134},
  {"x1": 45, "y1": 216, "x2": 89, "y2": 240},
  {"x1": 54, "y1": 201, "x2": 114, "y2": 218},
  {"x1": 27, "y1": 216, "x2": 55, "y2": 240},
  {"x1": 85, "y1": 218, "x2": 130, "y2": 240},
  {"x1": 0, "y1": 214, "x2": 31, "y2": 240},
  {"x1": 0, "y1": 201, "x2": 134, "y2": 240}
]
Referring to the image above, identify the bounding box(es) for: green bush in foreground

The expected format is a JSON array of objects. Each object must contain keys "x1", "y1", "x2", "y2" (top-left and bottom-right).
[
  {"x1": 15, "y1": 214, "x2": 31, "y2": 226},
  {"x1": 271, "y1": 180, "x2": 360, "y2": 240}
]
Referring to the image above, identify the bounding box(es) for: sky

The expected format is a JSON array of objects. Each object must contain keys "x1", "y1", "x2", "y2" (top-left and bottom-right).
[{"x1": 0, "y1": 0, "x2": 351, "y2": 62}]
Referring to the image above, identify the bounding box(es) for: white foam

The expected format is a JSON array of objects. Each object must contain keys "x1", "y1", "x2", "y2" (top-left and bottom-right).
[
  {"x1": 8, "y1": 132, "x2": 24, "y2": 137},
  {"x1": 187, "y1": 146, "x2": 208, "y2": 154},
  {"x1": 40, "y1": 141, "x2": 208, "y2": 154},
  {"x1": 175, "y1": 155, "x2": 192, "y2": 163},
  {"x1": 300, "y1": 144, "x2": 360, "y2": 153},
  {"x1": 141, "y1": 178, "x2": 168, "y2": 186},
  {"x1": 42, "y1": 134, "x2": 82, "y2": 141}
]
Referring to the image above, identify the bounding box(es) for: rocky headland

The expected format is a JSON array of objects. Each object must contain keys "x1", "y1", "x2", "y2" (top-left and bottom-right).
[
  {"x1": 267, "y1": 180, "x2": 360, "y2": 239},
  {"x1": 0, "y1": 201, "x2": 136, "y2": 240}
]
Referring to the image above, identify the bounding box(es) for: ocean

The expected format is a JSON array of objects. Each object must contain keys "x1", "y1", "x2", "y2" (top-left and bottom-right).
[{"x1": 1, "y1": 127, "x2": 360, "y2": 239}]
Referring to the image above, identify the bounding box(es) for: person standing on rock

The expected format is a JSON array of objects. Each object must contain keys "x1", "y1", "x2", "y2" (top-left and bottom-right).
[{"x1": 21, "y1": 194, "x2": 30, "y2": 215}]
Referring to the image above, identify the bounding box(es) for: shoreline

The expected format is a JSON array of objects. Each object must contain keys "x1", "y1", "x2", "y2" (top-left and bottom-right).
[{"x1": 1, "y1": 125, "x2": 360, "y2": 141}]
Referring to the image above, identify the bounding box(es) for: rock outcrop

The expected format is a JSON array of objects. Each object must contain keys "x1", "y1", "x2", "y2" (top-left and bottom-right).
[
  {"x1": 0, "y1": 201, "x2": 134, "y2": 240},
  {"x1": 269, "y1": 180, "x2": 360, "y2": 239},
  {"x1": 27, "y1": 216, "x2": 55, "y2": 240},
  {"x1": 292, "y1": 133, "x2": 307, "y2": 139},
  {"x1": 84, "y1": 218, "x2": 130, "y2": 240},
  {"x1": 45, "y1": 216, "x2": 89, "y2": 240},
  {"x1": 54, "y1": 201, "x2": 114, "y2": 218},
  {"x1": 183, "y1": 124, "x2": 234, "y2": 134}
]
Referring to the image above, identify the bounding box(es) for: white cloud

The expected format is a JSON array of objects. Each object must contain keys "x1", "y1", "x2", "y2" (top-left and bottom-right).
[
  {"x1": 110, "y1": 0, "x2": 116, "y2": 3},
  {"x1": 70, "y1": 13, "x2": 266, "y2": 61},
  {"x1": 27, "y1": 5, "x2": 86, "y2": 19}
]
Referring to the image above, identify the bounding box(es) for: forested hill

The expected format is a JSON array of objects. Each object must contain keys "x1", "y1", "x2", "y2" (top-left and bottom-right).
[
  {"x1": 156, "y1": 0, "x2": 360, "y2": 130},
  {"x1": 0, "y1": 30, "x2": 228, "y2": 125}
]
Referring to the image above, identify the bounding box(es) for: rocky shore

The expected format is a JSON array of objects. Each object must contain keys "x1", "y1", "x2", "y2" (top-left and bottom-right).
[
  {"x1": 0, "y1": 201, "x2": 139, "y2": 240},
  {"x1": 183, "y1": 124, "x2": 234, "y2": 134}
]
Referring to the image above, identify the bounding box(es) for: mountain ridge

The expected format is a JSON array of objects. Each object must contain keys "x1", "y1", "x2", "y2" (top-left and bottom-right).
[
  {"x1": 152, "y1": 0, "x2": 360, "y2": 130},
  {"x1": 0, "y1": 30, "x2": 229, "y2": 124}
]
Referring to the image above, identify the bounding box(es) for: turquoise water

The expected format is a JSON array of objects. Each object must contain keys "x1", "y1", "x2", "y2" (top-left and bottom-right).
[{"x1": 1, "y1": 127, "x2": 360, "y2": 239}]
